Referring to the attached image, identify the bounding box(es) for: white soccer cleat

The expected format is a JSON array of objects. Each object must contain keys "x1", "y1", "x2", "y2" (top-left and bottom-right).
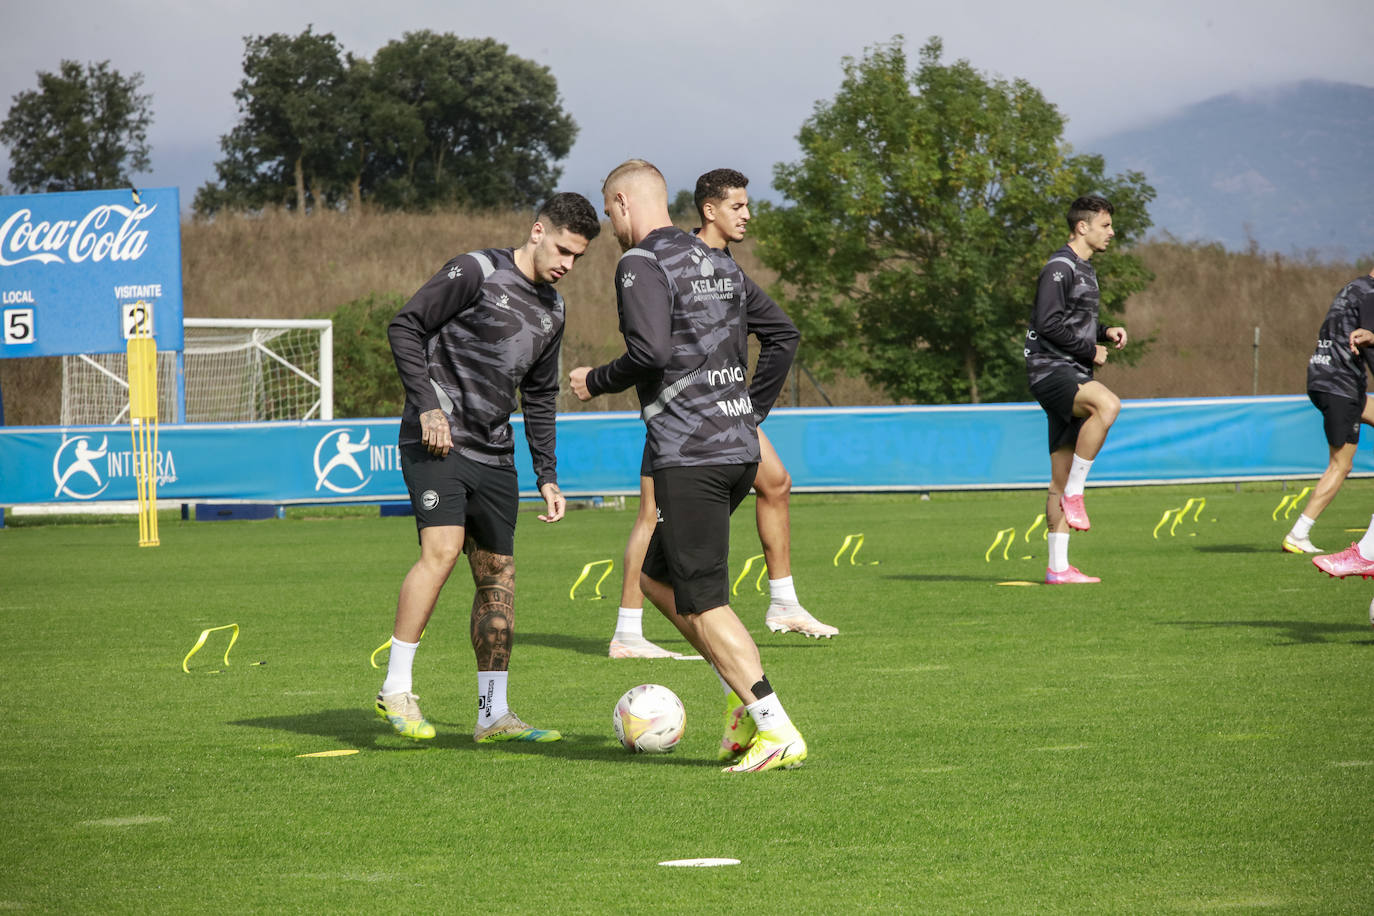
[
  {"x1": 1281, "y1": 533, "x2": 1321, "y2": 554},
  {"x1": 764, "y1": 603, "x2": 839, "y2": 638},
  {"x1": 608, "y1": 636, "x2": 682, "y2": 659}
]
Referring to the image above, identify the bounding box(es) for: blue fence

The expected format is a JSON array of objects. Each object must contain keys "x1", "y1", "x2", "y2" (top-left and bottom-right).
[{"x1": 0, "y1": 396, "x2": 1364, "y2": 508}]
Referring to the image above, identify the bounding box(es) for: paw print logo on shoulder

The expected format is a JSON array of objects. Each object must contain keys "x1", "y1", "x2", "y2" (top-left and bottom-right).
[
  {"x1": 687, "y1": 247, "x2": 715, "y2": 277},
  {"x1": 621, "y1": 271, "x2": 636, "y2": 288},
  {"x1": 448, "y1": 264, "x2": 463, "y2": 280}
]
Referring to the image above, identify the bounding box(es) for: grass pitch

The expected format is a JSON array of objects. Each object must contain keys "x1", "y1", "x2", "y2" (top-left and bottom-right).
[{"x1": 2, "y1": 483, "x2": 1371, "y2": 913}]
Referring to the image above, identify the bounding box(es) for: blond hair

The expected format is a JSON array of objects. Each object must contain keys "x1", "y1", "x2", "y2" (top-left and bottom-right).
[{"x1": 602, "y1": 159, "x2": 666, "y2": 196}]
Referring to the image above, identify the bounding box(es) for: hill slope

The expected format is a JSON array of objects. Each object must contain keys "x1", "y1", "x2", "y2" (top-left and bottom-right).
[{"x1": 1087, "y1": 80, "x2": 1374, "y2": 260}]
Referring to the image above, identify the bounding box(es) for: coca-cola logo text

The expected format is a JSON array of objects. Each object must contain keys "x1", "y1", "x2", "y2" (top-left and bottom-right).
[{"x1": 0, "y1": 203, "x2": 158, "y2": 267}]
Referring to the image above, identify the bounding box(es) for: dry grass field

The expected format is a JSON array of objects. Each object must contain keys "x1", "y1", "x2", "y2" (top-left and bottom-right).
[{"x1": 1, "y1": 207, "x2": 1366, "y2": 425}]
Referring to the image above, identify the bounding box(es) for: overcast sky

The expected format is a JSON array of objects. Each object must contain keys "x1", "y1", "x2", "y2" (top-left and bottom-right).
[{"x1": 2, "y1": 0, "x2": 1371, "y2": 209}]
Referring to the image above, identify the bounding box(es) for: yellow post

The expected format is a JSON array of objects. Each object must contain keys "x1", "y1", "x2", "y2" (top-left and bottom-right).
[{"x1": 127, "y1": 323, "x2": 159, "y2": 547}]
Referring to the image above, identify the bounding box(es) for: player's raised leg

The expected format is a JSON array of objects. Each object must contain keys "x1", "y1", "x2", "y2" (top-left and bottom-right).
[
  {"x1": 1045, "y1": 445, "x2": 1099, "y2": 585},
  {"x1": 1060, "y1": 380, "x2": 1121, "y2": 532},
  {"x1": 376, "y1": 525, "x2": 462, "y2": 739},
  {"x1": 1286, "y1": 395, "x2": 1374, "y2": 552},
  {"x1": 609, "y1": 475, "x2": 681, "y2": 658},
  {"x1": 756, "y1": 429, "x2": 838, "y2": 638},
  {"x1": 469, "y1": 547, "x2": 560, "y2": 743}
]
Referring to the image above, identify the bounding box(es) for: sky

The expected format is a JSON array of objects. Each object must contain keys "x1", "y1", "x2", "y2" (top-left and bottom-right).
[{"x1": 2, "y1": 0, "x2": 1372, "y2": 210}]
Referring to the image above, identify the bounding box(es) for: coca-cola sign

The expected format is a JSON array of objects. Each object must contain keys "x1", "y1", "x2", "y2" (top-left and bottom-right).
[
  {"x1": 0, "y1": 203, "x2": 156, "y2": 266},
  {"x1": 0, "y1": 187, "x2": 182, "y2": 359}
]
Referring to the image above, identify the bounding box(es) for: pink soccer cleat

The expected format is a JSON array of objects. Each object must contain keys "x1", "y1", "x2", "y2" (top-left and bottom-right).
[
  {"x1": 1060, "y1": 494, "x2": 1091, "y2": 531},
  {"x1": 1312, "y1": 543, "x2": 1374, "y2": 579},
  {"x1": 1045, "y1": 565, "x2": 1100, "y2": 585}
]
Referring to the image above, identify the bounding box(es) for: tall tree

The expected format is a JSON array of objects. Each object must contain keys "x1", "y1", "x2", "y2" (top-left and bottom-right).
[
  {"x1": 367, "y1": 31, "x2": 577, "y2": 209},
  {"x1": 753, "y1": 37, "x2": 1155, "y2": 404},
  {"x1": 196, "y1": 26, "x2": 351, "y2": 214},
  {"x1": 0, "y1": 60, "x2": 152, "y2": 193}
]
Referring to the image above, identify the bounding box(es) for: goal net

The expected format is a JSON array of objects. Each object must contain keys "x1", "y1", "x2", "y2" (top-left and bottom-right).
[{"x1": 60, "y1": 318, "x2": 333, "y2": 425}]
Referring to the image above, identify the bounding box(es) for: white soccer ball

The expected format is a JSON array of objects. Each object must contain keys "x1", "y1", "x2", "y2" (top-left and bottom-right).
[{"x1": 613, "y1": 683, "x2": 685, "y2": 754}]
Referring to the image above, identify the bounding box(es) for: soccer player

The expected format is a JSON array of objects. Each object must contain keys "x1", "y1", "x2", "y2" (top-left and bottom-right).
[
  {"x1": 1283, "y1": 268, "x2": 1374, "y2": 554},
  {"x1": 375, "y1": 192, "x2": 601, "y2": 742},
  {"x1": 1024, "y1": 195, "x2": 1128, "y2": 585},
  {"x1": 570, "y1": 160, "x2": 807, "y2": 773},
  {"x1": 607, "y1": 168, "x2": 837, "y2": 661}
]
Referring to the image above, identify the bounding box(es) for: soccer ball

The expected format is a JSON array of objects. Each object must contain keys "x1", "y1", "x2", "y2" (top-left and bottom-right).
[{"x1": 613, "y1": 684, "x2": 685, "y2": 753}]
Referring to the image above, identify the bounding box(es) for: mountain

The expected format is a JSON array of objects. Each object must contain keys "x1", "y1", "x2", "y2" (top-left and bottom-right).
[{"x1": 1084, "y1": 80, "x2": 1374, "y2": 261}]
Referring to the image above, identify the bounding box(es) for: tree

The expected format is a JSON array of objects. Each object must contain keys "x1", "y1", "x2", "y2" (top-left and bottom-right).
[
  {"x1": 0, "y1": 60, "x2": 152, "y2": 193},
  {"x1": 197, "y1": 29, "x2": 578, "y2": 215},
  {"x1": 196, "y1": 26, "x2": 351, "y2": 214},
  {"x1": 752, "y1": 37, "x2": 1155, "y2": 404},
  {"x1": 367, "y1": 31, "x2": 576, "y2": 209}
]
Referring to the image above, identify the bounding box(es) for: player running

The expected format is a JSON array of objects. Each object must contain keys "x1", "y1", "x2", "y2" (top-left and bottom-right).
[
  {"x1": 570, "y1": 160, "x2": 806, "y2": 773},
  {"x1": 608, "y1": 168, "x2": 836, "y2": 664},
  {"x1": 375, "y1": 193, "x2": 600, "y2": 742},
  {"x1": 1024, "y1": 195, "x2": 1127, "y2": 585},
  {"x1": 1283, "y1": 268, "x2": 1374, "y2": 554}
]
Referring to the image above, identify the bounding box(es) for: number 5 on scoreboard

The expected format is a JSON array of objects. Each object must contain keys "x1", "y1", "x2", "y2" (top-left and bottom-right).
[
  {"x1": 4, "y1": 308, "x2": 35, "y2": 345},
  {"x1": 122, "y1": 300, "x2": 154, "y2": 339}
]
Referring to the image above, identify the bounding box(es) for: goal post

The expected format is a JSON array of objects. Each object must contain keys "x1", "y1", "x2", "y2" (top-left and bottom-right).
[
  {"x1": 59, "y1": 318, "x2": 333, "y2": 426},
  {"x1": 182, "y1": 319, "x2": 334, "y2": 422}
]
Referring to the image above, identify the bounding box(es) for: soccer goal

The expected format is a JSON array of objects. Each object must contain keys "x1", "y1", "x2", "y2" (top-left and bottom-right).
[{"x1": 60, "y1": 318, "x2": 333, "y2": 425}]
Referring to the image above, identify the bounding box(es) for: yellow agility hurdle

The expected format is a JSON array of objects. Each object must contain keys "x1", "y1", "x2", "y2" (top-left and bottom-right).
[
  {"x1": 569, "y1": 559, "x2": 615, "y2": 600},
  {"x1": 182, "y1": 623, "x2": 239, "y2": 673},
  {"x1": 731, "y1": 554, "x2": 767, "y2": 596}
]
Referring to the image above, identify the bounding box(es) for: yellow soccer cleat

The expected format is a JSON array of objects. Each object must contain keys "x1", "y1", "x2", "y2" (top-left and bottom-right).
[
  {"x1": 474, "y1": 711, "x2": 562, "y2": 743},
  {"x1": 717, "y1": 691, "x2": 758, "y2": 761},
  {"x1": 375, "y1": 691, "x2": 436, "y2": 740},
  {"x1": 722, "y1": 725, "x2": 807, "y2": 774}
]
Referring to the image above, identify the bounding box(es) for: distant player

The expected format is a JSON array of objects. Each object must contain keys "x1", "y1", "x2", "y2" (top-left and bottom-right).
[
  {"x1": 1024, "y1": 195, "x2": 1128, "y2": 585},
  {"x1": 375, "y1": 193, "x2": 600, "y2": 742},
  {"x1": 608, "y1": 168, "x2": 837, "y2": 663},
  {"x1": 1283, "y1": 267, "x2": 1374, "y2": 554},
  {"x1": 571, "y1": 160, "x2": 807, "y2": 772}
]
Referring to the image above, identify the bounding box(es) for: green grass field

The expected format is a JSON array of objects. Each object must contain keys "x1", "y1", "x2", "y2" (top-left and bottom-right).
[{"x1": 3, "y1": 483, "x2": 1372, "y2": 913}]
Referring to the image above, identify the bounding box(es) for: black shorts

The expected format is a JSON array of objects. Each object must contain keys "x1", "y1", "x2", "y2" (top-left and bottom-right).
[
  {"x1": 399, "y1": 444, "x2": 517, "y2": 555},
  {"x1": 643, "y1": 463, "x2": 757, "y2": 615},
  {"x1": 1030, "y1": 368, "x2": 1090, "y2": 453},
  {"x1": 1309, "y1": 389, "x2": 1365, "y2": 449},
  {"x1": 640, "y1": 441, "x2": 653, "y2": 478}
]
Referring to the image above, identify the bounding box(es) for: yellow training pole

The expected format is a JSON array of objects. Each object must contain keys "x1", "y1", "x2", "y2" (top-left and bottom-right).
[{"x1": 127, "y1": 326, "x2": 159, "y2": 546}]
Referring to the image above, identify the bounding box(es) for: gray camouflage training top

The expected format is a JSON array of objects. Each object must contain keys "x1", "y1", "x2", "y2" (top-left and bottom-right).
[
  {"x1": 1024, "y1": 244, "x2": 1108, "y2": 387},
  {"x1": 388, "y1": 247, "x2": 562, "y2": 489},
  {"x1": 585, "y1": 226, "x2": 798, "y2": 470},
  {"x1": 1307, "y1": 274, "x2": 1374, "y2": 401}
]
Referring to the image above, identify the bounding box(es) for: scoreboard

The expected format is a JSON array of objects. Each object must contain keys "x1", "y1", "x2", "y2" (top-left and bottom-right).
[{"x1": 0, "y1": 187, "x2": 183, "y2": 358}]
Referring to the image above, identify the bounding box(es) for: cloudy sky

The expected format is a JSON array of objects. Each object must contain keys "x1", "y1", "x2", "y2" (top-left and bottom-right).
[{"x1": 2, "y1": 0, "x2": 1371, "y2": 208}]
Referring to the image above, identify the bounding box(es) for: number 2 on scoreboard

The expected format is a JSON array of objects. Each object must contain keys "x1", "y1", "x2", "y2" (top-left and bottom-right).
[{"x1": 122, "y1": 300, "x2": 154, "y2": 339}]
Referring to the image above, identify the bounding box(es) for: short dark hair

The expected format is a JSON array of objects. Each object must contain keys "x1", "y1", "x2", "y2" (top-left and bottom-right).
[
  {"x1": 1066, "y1": 195, "x2": 1113, "y2": 233},
  {"x1": 538, "y1": 192, "x2": 601, "y2": 241},
  {"x1": 694, "y1": 168, "x2": 749, "y2": 219}
]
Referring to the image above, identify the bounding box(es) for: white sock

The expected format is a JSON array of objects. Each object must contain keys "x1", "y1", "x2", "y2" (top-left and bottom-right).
[
  {"x1": 613, "y1": 606, "x2": 644, "y2": 640},
  {"x1": 380, "y1": 636, "x2": 419, "y2": 696},
  {"x1": 1064, "y1": 455, "x2": 1093, "y2": 498},
  {"x1": 1291, "y1": 513, "x2": 1316, "y2": 540},
  {"x1": 1358, "y1": 515, "x2": 1374, "y2": 559},
  {"x1": 1048, "y1": 532, "x2": 1070, "y2": 573},
  {"x1": 746, "y1": 692, "x2": 792, "y2": 733},
  {"x1": 477, "y1": 671, "x2": 509, "y2": 726},
  {"x1": 768, "y1": 576, "x2": 799, "y2": 604}
]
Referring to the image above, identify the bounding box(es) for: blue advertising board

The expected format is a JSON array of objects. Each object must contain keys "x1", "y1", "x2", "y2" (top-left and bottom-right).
[
  {"x1": 0, "y1": 397, "x2": 1361, "y2": 508},
  {"x1": 0, "y1": 187, "x2": 183, "y2": 357}
]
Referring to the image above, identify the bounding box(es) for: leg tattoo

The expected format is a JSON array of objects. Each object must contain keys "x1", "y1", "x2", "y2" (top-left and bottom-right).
[{"x1": 470, "y1": 549, "x2": 515, "y2": 671}]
